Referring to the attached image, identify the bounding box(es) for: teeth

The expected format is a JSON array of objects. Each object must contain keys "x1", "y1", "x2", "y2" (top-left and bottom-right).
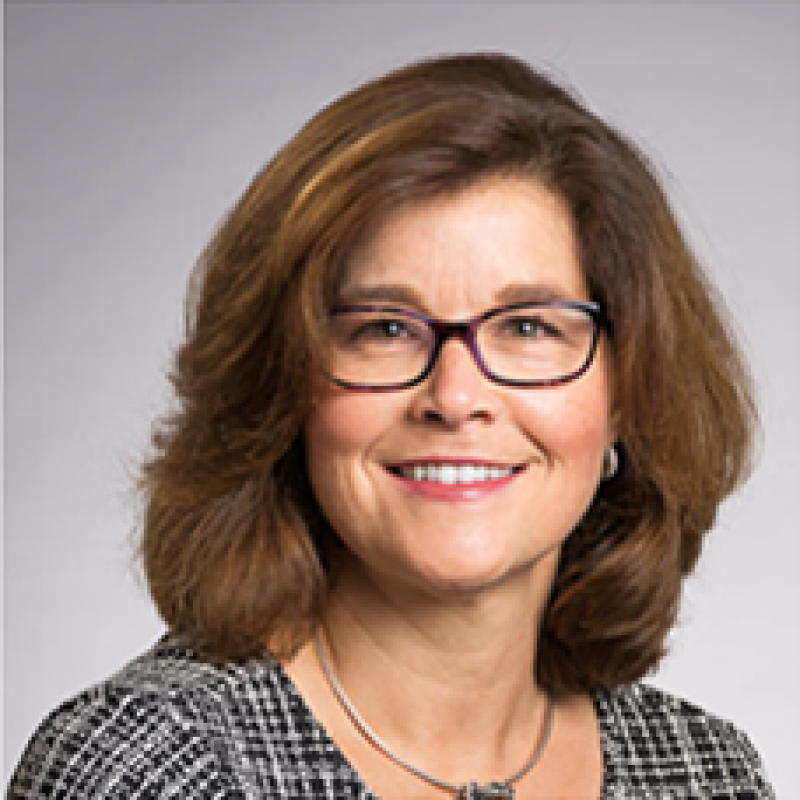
[{"x1": 396, "y1": 464, "x2": 514, "y2": 484}]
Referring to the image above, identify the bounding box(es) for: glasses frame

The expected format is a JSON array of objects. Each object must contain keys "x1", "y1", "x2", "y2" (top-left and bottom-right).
[{"x1": 326, "y1": 300, "x2": 608, "y2": 392}]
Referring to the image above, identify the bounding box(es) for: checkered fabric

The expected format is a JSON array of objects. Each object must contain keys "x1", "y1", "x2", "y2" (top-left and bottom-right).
[{"x1": 8, "y1": 635, "x2": 774, "y2": 798}]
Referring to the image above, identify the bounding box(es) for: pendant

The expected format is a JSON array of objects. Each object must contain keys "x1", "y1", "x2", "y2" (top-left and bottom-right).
[{"x1": 456, "y1": 782, "x2": 515, "y2": 799}]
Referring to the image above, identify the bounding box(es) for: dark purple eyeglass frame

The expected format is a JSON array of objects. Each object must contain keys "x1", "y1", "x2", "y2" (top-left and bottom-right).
[{"x1": 326, "y1": 300, "x2": 609, "y2": 392}]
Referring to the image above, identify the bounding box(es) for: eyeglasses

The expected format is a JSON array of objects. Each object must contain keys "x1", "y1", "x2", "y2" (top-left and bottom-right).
[{"x1": 325, "y1": 300, "x2": 607, "y2": 392}]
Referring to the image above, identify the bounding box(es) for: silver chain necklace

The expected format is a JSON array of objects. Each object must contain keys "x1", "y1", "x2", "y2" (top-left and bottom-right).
[{"x1": 314, "y1": 630, "x2": 554, "y2": 800}]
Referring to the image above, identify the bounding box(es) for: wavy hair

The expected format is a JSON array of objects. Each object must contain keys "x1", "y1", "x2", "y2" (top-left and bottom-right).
[{"x1": 140, "y1": 53, "x2": 757, "y2": 694}]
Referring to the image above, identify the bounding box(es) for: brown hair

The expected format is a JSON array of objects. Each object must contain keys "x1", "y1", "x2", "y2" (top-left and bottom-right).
[{"x1": 141, "y1": 53, "x2": 757, "y2": 694}]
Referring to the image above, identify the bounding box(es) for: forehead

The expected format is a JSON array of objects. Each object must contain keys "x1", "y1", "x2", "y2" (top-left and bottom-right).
[{"x1": 338, "y1": 177, "x2": 586, "y2": 310}]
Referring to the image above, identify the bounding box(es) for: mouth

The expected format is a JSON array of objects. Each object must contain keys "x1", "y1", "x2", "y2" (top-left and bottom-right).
[{"x1": 385, "y1": 461, "x2": 524, "y2": 485}]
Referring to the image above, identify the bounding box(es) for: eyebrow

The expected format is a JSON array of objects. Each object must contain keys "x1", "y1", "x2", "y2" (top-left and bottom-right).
[
  {"x1": 336, "y1": 281, "x2": 584, "y2": 310},
  {"x1": 335, "y1": 284, "x2": 425, "y2": 307},
  {"x1": 494, "y1": 282, "x2": 584, "y2": 304}
]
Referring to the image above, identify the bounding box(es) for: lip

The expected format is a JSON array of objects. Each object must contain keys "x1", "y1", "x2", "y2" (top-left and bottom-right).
[{"x1": 383, "y1": 457, "x2": 525, "y2": 502}]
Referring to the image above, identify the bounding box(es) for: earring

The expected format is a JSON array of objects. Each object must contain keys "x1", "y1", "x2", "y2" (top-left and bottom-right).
[{"x1": 602, "y1": 445, "x2": 618, "y2": 480}]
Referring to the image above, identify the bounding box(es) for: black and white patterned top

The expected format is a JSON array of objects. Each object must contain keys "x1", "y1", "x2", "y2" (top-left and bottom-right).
[{"x1": 9, "y1": 635, "x2": 774, "y2": 799}]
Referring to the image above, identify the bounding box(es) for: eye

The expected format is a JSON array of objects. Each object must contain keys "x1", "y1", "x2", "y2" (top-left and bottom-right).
[
  {"x1": 502, "y1": 315, "x2": 562, "y2": 340},
  {"x1": 353, "y1": 318, "x2": 415, "y2": 340},
  {"x1": 330, "y1": 309, "x2": 431, "y2": 351}
]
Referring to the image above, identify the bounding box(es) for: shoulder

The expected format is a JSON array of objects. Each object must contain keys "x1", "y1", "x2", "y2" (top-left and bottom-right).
[
  {"x1": 593, "y1": 683, "x2": 774, "y2": 798},
  {"x1": 8, "y1": 636, "x2": 249, "y2": 798},
  {"x1": 8, "y1": 635, "x2": 365, "y2": 799}
]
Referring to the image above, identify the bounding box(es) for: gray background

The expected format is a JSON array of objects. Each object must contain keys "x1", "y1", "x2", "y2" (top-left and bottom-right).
[{"x1": 5, "y1": 1, "x2": 798, "y2": 793}]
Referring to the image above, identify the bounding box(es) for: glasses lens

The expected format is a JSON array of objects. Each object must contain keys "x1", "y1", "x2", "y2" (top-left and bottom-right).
[
  {"x1": 477, "y1": 304, "x2": 596, "y2": 383},
  {"x1": 328, "y1": 307, "x2": 433, "y2": 387}
]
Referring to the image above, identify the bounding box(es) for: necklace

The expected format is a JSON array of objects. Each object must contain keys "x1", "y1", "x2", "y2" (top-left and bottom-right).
[{"x1": 314, "y1": 630, "x2": 554, "y2": 800}]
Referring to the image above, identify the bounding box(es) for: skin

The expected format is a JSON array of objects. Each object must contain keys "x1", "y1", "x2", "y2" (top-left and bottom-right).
[{"x1": 286, "y1": 177, "x2": 613, "y2": 798}]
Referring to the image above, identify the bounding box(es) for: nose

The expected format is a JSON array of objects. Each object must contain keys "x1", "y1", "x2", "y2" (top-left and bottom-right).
[{"x1": 410, "y1": 336, "x2": 498, "y2": 427}]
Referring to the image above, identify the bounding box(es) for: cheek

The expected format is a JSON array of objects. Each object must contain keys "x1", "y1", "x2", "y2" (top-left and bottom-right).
[
  {"x1": 307, "y1": 393, "x2": 390, "y2": 463},
  {"x1": 515, "y1": 376, "x2": 613, "y2": 466},
  {"x1": 305, "y1": 393, "x2": 400, "y2": 519}
]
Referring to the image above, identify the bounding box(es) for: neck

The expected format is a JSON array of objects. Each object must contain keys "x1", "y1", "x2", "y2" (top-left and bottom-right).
[{"x1": 317, "y1": 550, "x2": 558, "y2": 777}]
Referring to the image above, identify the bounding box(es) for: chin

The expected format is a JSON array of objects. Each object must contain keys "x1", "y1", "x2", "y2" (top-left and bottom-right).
[
  {"x1": 413, "y1": 536, "x2": 564, "y2": 599},
  {"x1": 406, "y1": 549, "x2": 530, "y2": 597}
]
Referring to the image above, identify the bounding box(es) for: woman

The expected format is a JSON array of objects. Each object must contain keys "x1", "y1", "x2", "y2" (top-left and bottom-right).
[{"x1": 10, "y1": 53, "x2": 773, "y2": 798}]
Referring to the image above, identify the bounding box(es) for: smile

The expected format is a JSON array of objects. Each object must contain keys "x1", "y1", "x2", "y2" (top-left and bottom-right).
[
  {"x1": 391, "y1": 463, "x2": 516, "y2": 484},
  {"x1": 385, "y1": 461, "x2": 523, "y2": 502}
]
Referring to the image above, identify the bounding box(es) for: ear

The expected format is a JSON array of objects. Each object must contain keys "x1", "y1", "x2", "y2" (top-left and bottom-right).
[{"x1": 606, "y1": 407, "x2": 621, "y2": 450}]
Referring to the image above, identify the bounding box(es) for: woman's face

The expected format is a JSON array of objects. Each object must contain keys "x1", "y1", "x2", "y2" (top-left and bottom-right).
[{"x1": 306, "y1": 177, "x2": 614, "y2": 596}]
